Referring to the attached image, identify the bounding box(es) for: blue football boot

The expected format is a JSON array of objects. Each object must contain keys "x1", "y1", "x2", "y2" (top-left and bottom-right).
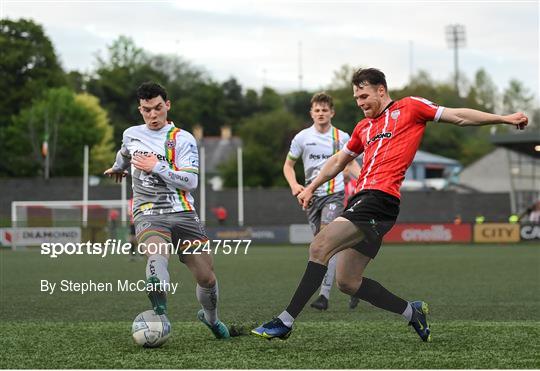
[
  {"x1": 251, "y1": 318, "x2": 292, "y2": 340},
  {"x1": 408, "y1": 301, "x2": 431, "y2": 342}
]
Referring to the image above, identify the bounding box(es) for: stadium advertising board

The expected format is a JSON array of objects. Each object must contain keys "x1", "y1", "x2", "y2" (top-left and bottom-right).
[
  {"x1": 383, "y1": 223, "x2": 472, "y2": 243},
  {"x1": 474, "y1": 223, "x2": 520, "y2": 243},
  {"x1": 0, "y1": 227, "x2": 81, "y2": 247},
  {"x1": 207, "y1": 226, "x2": 289, "y2": 244},
  {"x1": 289, "y1": 224, "x2": 315, "y2": 244},
  {"x1": 520, "y1": 223, "x2": 540, "y2": 241}
]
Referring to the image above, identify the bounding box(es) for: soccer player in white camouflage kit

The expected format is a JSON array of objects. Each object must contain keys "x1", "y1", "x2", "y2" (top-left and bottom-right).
[
  {"x1": 104, "y1": 82, "x2": 230, "y2": 339},
  {"x1": 284, "y1": 92, "x2": 360, "y2": 310}
]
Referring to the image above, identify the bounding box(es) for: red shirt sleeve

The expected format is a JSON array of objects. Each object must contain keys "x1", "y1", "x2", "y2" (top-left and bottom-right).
[
  {"x1": 408, "y1": 96, "x2": 445, "y2": 123},
  {"x1": 344, "y1": 122, "x2": 365, "y2": 157}
]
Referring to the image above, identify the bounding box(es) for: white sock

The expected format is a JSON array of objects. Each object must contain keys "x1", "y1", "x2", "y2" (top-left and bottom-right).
[
  {"x1": 277, "y1": 311, "x2": 294, "y2": 328},
  {"x1": 146, "y1": 254, "x2": 170, "y2": 289},
  {"x1": 402, "y1": 302, "x2": 413, "y2": 321},
  {"x1": 319, "y1": 254, "x2": 337, "y2": 299},
  {"x1": 196, "y1": 282, "x2": 219, "y2": 325}
]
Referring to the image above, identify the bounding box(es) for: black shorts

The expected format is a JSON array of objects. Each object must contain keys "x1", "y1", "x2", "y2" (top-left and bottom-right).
[{"x1": 341, "y1": 190, "x2": 400, "y2": 259}]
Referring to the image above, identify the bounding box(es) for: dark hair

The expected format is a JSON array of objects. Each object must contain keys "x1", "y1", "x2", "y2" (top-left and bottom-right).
[
  {"x1": 310, "y1": 92, "x2": 334, "y2": 109},
  {"x1": 136, "y1": 82, "x2": 168, "y2": 102},
  {"x1": 351, "y1": 68, "x2": 387, "y2": 91}
]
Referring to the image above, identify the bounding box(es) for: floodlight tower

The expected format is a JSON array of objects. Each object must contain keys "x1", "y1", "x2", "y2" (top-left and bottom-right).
[{"x1": 445, "y1": 24, "x2": 466, "y2": 95}]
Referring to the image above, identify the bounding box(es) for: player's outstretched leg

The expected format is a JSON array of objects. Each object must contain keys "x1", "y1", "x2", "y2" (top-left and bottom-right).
[
  {"x1": 146, "y1": 254, "x2": 170, "y2": 315},
  {"x1": 251, "y1": 260, "x2": 327, "y2": 340},
  {"x1": 184, "y1": 252, "x2": 230, "y2": 339},
  {"x1": 252, "y1": 218, "x2": 364, "y2": 340},
  {"x1": 336, "y1": 249, "x2": 430, "y2": 341},
  {"x1": 196, "y1": 282, "x2": 230, "y2": 339},
  {"x1": 352, "y1": 280, "x2": 431, "y2": 341}
]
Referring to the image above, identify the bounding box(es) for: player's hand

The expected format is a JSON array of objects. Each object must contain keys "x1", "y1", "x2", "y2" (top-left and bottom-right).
[
  {"x1": 104, "y1": 168, "x2": 128, "y2": 183},
  {"x1": 291, "y1": 184, "x2": 305, "y2": 196},
  {"x1": 297, "y1": 187, "x2": 314, "y2": 210},
  {"x1": 131, "y1": 153, "x2": 159, "y2": 173},
  {"x1": 505, "y1": 112, "x2": 528, "y2": 130}
]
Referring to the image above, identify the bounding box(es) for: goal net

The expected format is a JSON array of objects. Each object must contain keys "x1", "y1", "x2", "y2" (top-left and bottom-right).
[{"x1": 8, "y1": 200, "x2": 130, "y2": 250}]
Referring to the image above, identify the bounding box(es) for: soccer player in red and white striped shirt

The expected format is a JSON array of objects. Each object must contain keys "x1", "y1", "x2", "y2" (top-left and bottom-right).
[{"x1": 252, "y1": 68, "x2": 528, "y2": 342}]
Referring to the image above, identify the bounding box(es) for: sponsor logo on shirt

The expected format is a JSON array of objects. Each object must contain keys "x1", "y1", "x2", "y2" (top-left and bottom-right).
[
  {"x1": 305, "y1": 142, "x2": 317, "y2": 146},
  {"x1": 366, "y1": 132, "x2": 393, "y2": 146},
  {"x1": 309, "y1": 153, "x2": 332, "y2": 160},
  {"x1": 133, "y1": 149, "x2": 177, "y2": 169}
]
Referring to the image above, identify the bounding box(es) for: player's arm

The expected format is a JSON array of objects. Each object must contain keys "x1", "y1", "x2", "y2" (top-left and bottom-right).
[
  {"x1": 104, "y1": 133, "x2": 130, "y2": 183},
  {"x1": 297, "y1": 150, "x2": 356, "y2": 208},
  {"x1": 154, "y1": 138, "x2": 199, "y2": 191},
  {"x1": 131, "y1": 139, "x2": 199, "y2": 191},
  {"x1": 344, "y1": 157, "x2": 361, "y2": 179},
  {"x1": 439, "y1": 108, "x2": 528, "y2": 129},
  {"x1": 150, "y1": 160, "x2": 198, "y2": 191},
  {"x1": 283, "y1": 156, "x2": 304, "y2": 196}
]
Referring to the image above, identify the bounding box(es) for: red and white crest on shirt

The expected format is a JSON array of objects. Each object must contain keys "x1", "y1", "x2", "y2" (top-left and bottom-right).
[{"x1": 166, "y1": 139, "x2": 176, "y2": 149}]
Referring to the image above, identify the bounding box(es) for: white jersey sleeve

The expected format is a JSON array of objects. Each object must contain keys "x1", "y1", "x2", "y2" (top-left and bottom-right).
[
  {"x1": 339, "y1": 131, "x2": 350, "y2": 151},
  {"x1": 111, "y1": 129, "x2": 132, "y2": 172},
  {"x1": 288, "y1": 131, "x2": 304, "y2": 161}
]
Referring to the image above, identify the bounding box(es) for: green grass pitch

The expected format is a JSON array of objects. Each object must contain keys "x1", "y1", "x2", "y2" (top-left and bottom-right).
[{"x1": 1, "y1": 243, "x2": 539, "y2": 368}]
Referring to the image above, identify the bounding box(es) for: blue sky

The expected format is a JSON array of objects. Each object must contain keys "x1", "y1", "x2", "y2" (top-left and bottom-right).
[{"x1": 2, "y1": 0, "x2": 539, "y2": 104}]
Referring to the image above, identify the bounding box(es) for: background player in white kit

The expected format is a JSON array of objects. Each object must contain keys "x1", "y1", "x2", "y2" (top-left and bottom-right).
[
  {"x1": 284, "y1": 92, "x2": 360, "y2": 310},
  {"x1": 104, "y1": 82, "x2": 230, "y2": 339}
]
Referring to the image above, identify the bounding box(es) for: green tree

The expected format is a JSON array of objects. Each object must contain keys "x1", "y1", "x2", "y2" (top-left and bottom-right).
[
  {"x1": 3, "y1": 88, "x2": 105, "y2": 176},
  {"x1": 174, "y1": 81, "x2": 226, "y2": 135},
  {"x1": 259, "y1": 87, "x2": 283, "y2": 112},
  {"x1": 283, "y1": 90, "x2": 313, "y2": 122},
  {"x1": 221, "y1": 77, "x2": 244, "y2": 127},
  {"x1": 329, "y1": 64, "x2": 357, "y2": 90},
  {"x1": 0, "y1": 18, "x2": 66, "y2": 127},
  {"x1": 503, "y1": 79, "x2": 534, "y2": 114},
  {"x1": 243, "y1": 89, "x2": 260, "y2": 117},
  {"x1": 86, "y1": 36, "x2": 166, "y2": 144},
  {"x1": 74, "y1": 93, "x2": 115, "y2": 174},
  {"x1": 66, "y1": 71, "x2": 87, "y2": 93},
  {"x1": 220, "y1": 110, "x2": 301, "y2": 187},
  {"x1": 467, "y1": 68, "x2": 498, "y2": 112},
  {"x1": 87, "y1": 38, "x2": 226, "y2": 142}
]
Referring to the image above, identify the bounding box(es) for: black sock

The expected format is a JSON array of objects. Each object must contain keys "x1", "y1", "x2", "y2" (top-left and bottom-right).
[
  {"x1": 285, "y1": 261, "x2": 328, "y2": 318},
  {"x1": 353, "y1": 277, "x2": 408, "y2": 314}
]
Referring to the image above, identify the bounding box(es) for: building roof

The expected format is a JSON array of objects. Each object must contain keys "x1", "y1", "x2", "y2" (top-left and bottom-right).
[
  {"x1": 491, "y1": 131, "x2": 540, "y2": 158},
  {"x1": 199, "y1": 136, "x2": 243, "y2": 174},
  {"x1": 413, "y1": 150, "x2": 460, "y2": 166}
]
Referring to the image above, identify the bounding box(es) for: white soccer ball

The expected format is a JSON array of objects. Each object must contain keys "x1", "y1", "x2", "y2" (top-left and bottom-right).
[{"x1": 132, "y1": 310, "x2": 171, "y2": 348}]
